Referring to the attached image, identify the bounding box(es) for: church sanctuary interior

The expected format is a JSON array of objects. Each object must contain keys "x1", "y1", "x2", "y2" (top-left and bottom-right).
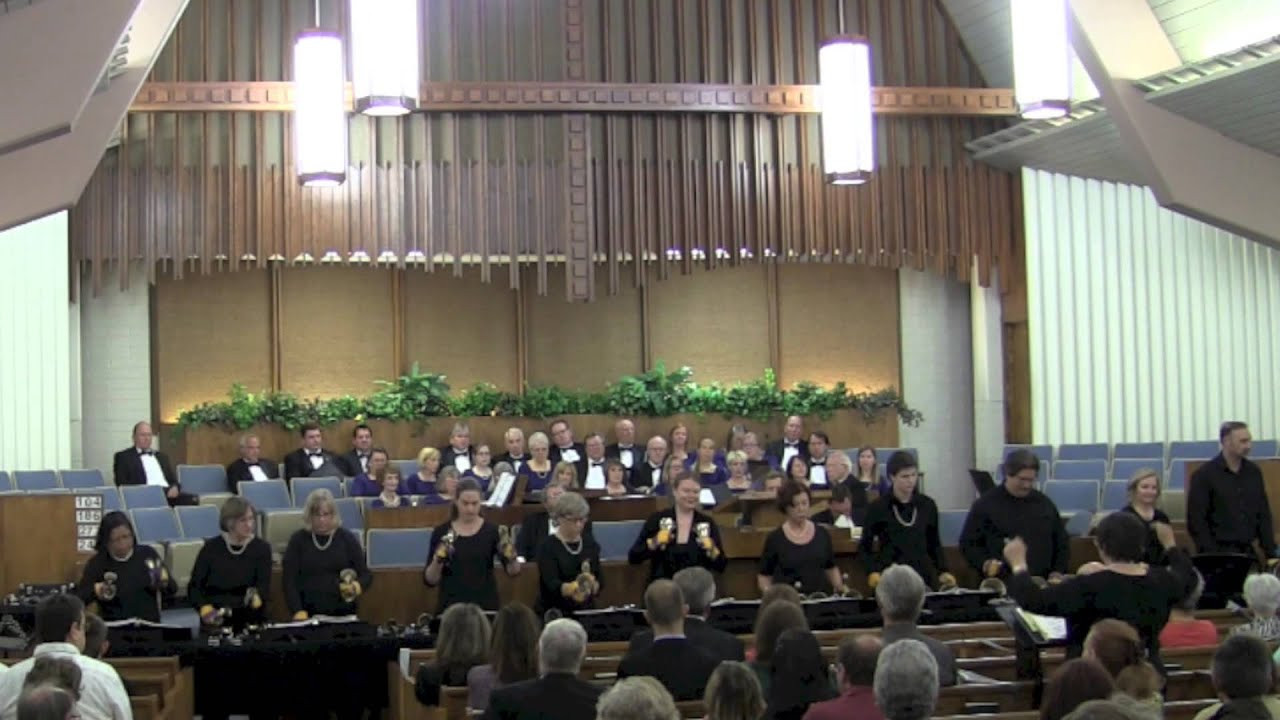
[{"x1": 2, "y1": 0, "x2": 1280, "y2": 719}]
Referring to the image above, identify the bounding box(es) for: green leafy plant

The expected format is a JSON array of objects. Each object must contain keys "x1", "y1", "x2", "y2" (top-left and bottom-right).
[
  {"x1": 450, "y1": 383, "x2": 523, "y2": 417},
  {"x1": 365, "y1": 363, "x2": 451, "y2": 420}
]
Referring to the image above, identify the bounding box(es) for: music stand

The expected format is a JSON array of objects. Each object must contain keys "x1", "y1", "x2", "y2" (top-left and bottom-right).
[
  {"x1": 922, "y1": 590, "x2": 1000, "y2": 625},
  {"x1": 802, "y1": 596, "x2": 881, "y2": 631},
  {"x1": 968, "y1": 469, "x2": 996, "y2": 496},
  {"x1": 995, "y1": 602, "x2": 1068, "y2": 705},
  {"x1": 707, "y1": 600, "x2": 761, "y2": 635},
  {"x1": 1193, "y1": 553, "x2": 1255, "y2": 609},
  {"x1": 105, "y1": 619, "x2": 194, "y2": 645},
  {"x1": 574, "y1": 607, "x2": 641, "y2": 642}
]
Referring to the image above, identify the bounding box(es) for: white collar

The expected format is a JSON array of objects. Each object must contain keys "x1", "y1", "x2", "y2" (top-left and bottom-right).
[{"x1": 34, "y1": 642, "x2": 81, "y2": 657}]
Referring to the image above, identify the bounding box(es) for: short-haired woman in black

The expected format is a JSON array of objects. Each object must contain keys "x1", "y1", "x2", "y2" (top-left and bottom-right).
[
  {"x1": 424, "y1": 478, "x2": 522, "y2": 612},
  {"x1": 629, "y1": 471, "x2": 726, "y2": 583},
  {"x1": 536, "y1": 491, "x2": 604, "y2": 618},
  {"x1": 76, "y1": 511, "x2": 175, "y2": 622},
  {"x1": 861, "y1": 451, "x2": 954, "y2": 590},
  {"x1": 758, "y1": 482, "x2": 847, "y2": 595},
  {"x1": 1003, "y1": 510, "x2": 1196, "y2": 663},
  {"x1": 188, "y1": 496, "x2": 272, "y2": 628}
]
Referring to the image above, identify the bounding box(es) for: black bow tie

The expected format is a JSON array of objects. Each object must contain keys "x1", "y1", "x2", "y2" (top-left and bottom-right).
[
  {"x1": 138, "y1": 450, "x2": 155, "y2": 456},
  {"x1": 308, "y1": 451, "x2": 323, "y2": 457},
  {"x1": 591, "y1": 461, "x2": 604, "y2": 467}
]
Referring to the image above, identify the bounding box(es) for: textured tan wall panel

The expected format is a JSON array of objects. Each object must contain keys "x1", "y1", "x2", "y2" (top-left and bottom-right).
[
  {"x1": 777, "y1": 264, "x2": 900, "y2": 391},
  {"x1": 647, "y1": 265, "x2": 772, "y2": 384},
  {"x1": 155, "y1": 270, "x2": 271, "y2": 421},
  {"x1": 404, "y1": 269, "x2": 519, "y2": 392},
  {"x1": 279, "y1": 267, "x2": 396, "y2": 398},
  {"x1": 525, "y1": 269, "x2": 643, "y2": 390}
]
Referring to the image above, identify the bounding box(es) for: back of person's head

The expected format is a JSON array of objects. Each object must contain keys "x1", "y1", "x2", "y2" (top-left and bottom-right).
[
  {"x1": 15, "y1": 686, "x2": 75, "y2": 720},
  {"x1": 22, "y1": 657, "x2": 82, "y2": 700},
  {"x1": 1082, "y1": 620, "x2": 1143, "y2": 678},
  {"x1": 1062, "y1": 699, "x2": 1157, "y2": 720},
  {"x1": 1113, "y1": 661, "x2": 1161, "y2": 704},
  {"x1": 33, "y1": 594, "x2": 84, "y2": 648},
  {"x1": 875, "y1": 564, "x2": 927, "y2": 624},
  {"x1": 1039, "y1": 659, "x2": 1116, "y2": 720},
  {"x1": 1093, "y1": 513, "x2": 1147, "y2": 564},
  {"x1": 1243, "y1": 573, "x2": 1280, "y2": 618},
  {"x1": 703, "y1": 661, "x2": 764, "y2": 720},
  {"x1": 82, "y1": 612, "x2": 108, "y2": 660},
  {"x1": 759, "y1": 583, "x2": 802, "y2": 612},
  {"x1": 752, "y1": 600, "x2": 808, "y2": 665},
  {"x1": 767, "y1": 629, "x2": 835, "y2": 715},
  {"x1": 597, "y1": 676, "x2": 680, "y2": 720},
  {"x1": 837, "y1": 634, "x2": 883, "y2": 688},
  {"x1": 1212, "y1": 634, "x2": 1274, "y2": 699},
  {"x1": 489, "y1": 602, "x2": 540, "y2": 685},
  {"x1": 672, "y1": 567, "x2": 716, "y2": 617},
  {"x1": 1175, "y1": 570, "x2": 1206, "y2": 613},
  {"x1": 539, "y1": 618, "x2": 587, "y2": 675},
  {"x1": 643, "y1": 579, "x2": 686, "y2": 629},
  {"x1": 873, "y1": 639, "x2": 939, "y2": 720},
  {"x1": 436, "y1": 602, "x2": 491, "y2": 669}
]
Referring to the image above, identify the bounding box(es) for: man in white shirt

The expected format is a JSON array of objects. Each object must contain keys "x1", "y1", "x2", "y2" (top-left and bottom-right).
[
  {"x1": 111, "y1": 422, "x2": 193, "y2": 505},
  {"x1": 0, "y1": 594, "x2": 132, "y2": 720},
  {"x1": 225, "y1": 433, "x2": 280, "y2": 492}
]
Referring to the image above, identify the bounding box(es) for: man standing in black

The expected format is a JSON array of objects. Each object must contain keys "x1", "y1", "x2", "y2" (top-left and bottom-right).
[
  {"x1": 1188, "y1": 421, "x2": 1278, "y2": 558},
  {"x1": 959, "y1": 449, "x2": 1069, "y2": 580}
]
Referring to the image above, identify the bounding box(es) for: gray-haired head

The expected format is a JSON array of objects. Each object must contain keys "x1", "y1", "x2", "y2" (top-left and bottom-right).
[
  {"x1": 539, "y1": 618, "x2": 587, "y2": 675},
  {"x1": 672, "y1": 567, "x2": 716, "y2": 617},
  {"x1": 15, "y1": 685, "x2": 76, "y2": 720},
  {"x1": 875, "y1": 564, "x2": 927, "y2": 624},
  {"x1": 493, "y1": 461, "x2": 514, "y2": 478},
  {"x1": 1243, "y1": 573, "x2": 1280, "y2": 618},
  {"x1": 596, "y1": 676, "x2": 680, "y2": 720},
  {"x1": 549, "y1": 491, "x2": 590, "y2": 522},
  {"x1": 874, "y1": 639, "x2": 939, "y2": 720}
]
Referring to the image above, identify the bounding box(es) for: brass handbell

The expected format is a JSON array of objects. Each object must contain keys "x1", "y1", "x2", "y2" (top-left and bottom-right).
[
  {"x1": 498, "y1": 525, "x2": 517, "y2": 560},
  {"x1": 339, "y1": 568, "x2": 359, "y2": 602},
  {"x1": 100, "y1": 572, "x2": 118, "y2": 601},
  {"x1": 979, "y1": 578, "x2": 1007, "y2": 597}
]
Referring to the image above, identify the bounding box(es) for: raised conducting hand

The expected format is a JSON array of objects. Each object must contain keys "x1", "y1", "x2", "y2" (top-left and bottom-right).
[
  {"x1": 1152, "y1": 522, "x2": 1176, "y2": 550},
  {"x1": 1001, "y1": 537, "x2": 1028, "y2": 570}
]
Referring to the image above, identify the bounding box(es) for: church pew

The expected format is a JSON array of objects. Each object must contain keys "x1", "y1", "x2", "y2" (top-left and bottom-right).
[
  {"x1": 107, "y1": 656, "x2": 194, "y2": 720},
  {"x1": 128, "y1": 695, "x2": 161, "y2": 720}
]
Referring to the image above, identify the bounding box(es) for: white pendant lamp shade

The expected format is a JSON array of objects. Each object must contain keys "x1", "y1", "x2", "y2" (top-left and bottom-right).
[
  {"x1": 818, "y1": 35, "x2": 874, "y2": 185},
  {"x1": 350, "y1": 0, "x2": 420, "y2": 115},
  {"x1": 1010, "y1": 0, "x2": 1071, "y2": 119},
  {"x1": 293, "y1": 29, "x2": 348, "y2": 187}
]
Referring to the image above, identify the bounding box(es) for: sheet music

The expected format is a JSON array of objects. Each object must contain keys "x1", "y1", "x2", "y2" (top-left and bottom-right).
[
  {"x1": 485, "y1": 472, "x2": 516, "y2": 507},
  {"x1": 1015, "y1": 608, "x2": 1068, "y2": 641},
  {"x1": 699, "y1": 488, "x2": 716, "y2": 506},
  {"x1": 103, "y1": 619, "x2": 186, "y2": 629}
]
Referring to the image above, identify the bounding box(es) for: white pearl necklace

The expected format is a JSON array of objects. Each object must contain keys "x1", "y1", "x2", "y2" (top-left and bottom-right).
[{"x1": 312, "y1": 531, "x2": 334, "y2": 551}]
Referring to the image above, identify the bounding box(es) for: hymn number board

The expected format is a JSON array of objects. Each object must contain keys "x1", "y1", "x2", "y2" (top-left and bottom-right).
[{"x1": 75, "y1": 494, "x2": 103, "y2": 551}]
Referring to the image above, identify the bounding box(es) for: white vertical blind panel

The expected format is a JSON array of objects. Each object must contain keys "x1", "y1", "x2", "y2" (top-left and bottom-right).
[
  {"x1": 1023, "y1": 168, "x2": 1280, "y2": 444},
  {"x1": 0, "y1": 211, "x2": 72, "y2": 471}
]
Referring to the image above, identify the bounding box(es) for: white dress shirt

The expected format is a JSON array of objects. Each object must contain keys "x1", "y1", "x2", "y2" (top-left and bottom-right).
[
  {"x1": 0, "y1": 642, "x2": 132, "y2": 720},
  {"x1": 558, "y1": 447, "x2": 581, "y2": 463},
  {"x1": 618, "y1": 447, "x2": 635, "y2": 468},
  {"x1": 248, "y1": 464, "x2": 269, "y2": 483},
  {"x1": 139, "y1": 450, "x2": 167, "y2": 487}
]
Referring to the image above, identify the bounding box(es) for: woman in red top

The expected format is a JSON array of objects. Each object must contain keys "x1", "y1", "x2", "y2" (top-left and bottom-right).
[{"x1": 1158, "y1": 570, "x2": 1218, "y2": 648}]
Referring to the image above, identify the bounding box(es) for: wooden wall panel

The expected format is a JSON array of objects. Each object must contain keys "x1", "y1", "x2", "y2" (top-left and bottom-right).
[
  {"x1": 647, "y1": 265, "x2": 772, "y2": 384},
  {"x1": 524, "y1": 268, "x2": 643, "y2": 390},
  {"x1": 777, "y1": 264, "x2": 900, "y2": 392},
  {"x1": 403, "y1": 269, "x2": 519, "y2": 392},
  {"x1": 155, "y1": 270, "x2": 271, "y2": 421},
  {"x1": 279, "y1": 268, "x2": 396, "y2": 398}
]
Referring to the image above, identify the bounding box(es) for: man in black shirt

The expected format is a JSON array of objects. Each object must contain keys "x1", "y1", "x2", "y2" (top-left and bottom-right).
[
  {"x1": 1187, "y1": 421, "x2": 1278, "y2": 558},
  {"x1": 959, "y1": 449, "x2": 1069, "y2": 580}
]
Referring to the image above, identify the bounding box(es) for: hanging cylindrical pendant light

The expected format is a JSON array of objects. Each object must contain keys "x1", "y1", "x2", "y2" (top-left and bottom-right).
[
  {"x1": 1010, "y1": 0, "x2": 1071, "y2": 119},
  {"x1": 293, "y1": 27, "x2": 347, "y2": 186},
  {"x1": 818, "y1": 35, "x2": 874, "y2": 185},
  {"x1": 350, "y1": 0, "x2": 420, "y2": 115}
]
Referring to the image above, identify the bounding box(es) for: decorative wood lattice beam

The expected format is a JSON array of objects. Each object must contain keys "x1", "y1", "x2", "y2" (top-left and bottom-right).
[{"x1": 129, "y1": 81, "x2": 1018, "y2": 117}]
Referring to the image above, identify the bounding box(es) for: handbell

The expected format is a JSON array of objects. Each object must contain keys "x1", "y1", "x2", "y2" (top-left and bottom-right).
[
  {"x1": 339, "y1": 568, "x2": 359, "y2": 602},
  {"x1": 443, "y1": 530, "x2": 457, "y2": 545},
  {"x1": 101, "y1": 572, "x2": 118, "y2": 601},
  {"x1": 979, "y1": 577, "x2": 1007, "y2": 597},
  {"x1": 244, "y1": 587, "x2": 263, "y2": 610},
  {"x1": 339, "y1": 569, "x2": 357, "y2": 583},
  {"x1": 695, "y1": 522, "x2": 710, "y2": 539},
  {"x1": 659, "y1": 517, "x2": 675, "y2": 532}
]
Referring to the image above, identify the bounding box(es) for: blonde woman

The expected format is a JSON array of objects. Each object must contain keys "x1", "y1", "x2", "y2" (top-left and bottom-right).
[
  {"x1": 282, "y1": 489, "x2": 370, "y2": 620},
  {"x1": 1117, "y1": 468, "x2": 1170, "y2": 566},
  {"x1": 703, "y1": 661, "x2": 765, "y2": 720},
  {"x1": 597, "y1": 676, "x2": 680, "y2": 720},
  {"x1": 407, "y1": 446, "x2": 442, "y2": 495},
  {"x1": 414, "y1": 602, "x2": 492, "y2": 705}
]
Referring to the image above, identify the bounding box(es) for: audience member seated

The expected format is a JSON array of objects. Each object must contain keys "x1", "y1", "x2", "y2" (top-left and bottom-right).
[
  {"x1": 81, "y1": 614, "x2": 109, "y2": 661},
  {"x1": 0, "y1": 594, "x2": 131, "y2": 720},
  {"x1": 806, "y1": 433, "x2": 831, "y2": 486},
  {"x1": 283, "y1": 423, "x2": 343, "y2": 485},
  {"x1": 741, "y1": 432, "x2": 773, "y2": 482},
  {"x1": 748, "y1": 600, "x2": 809, "y2": 694},
  {"x1": 1081, "y1": 620, "x2": 1165, "y2": 715},
  {"x1": 350, "y1": 447, "x2": 394, "y2": 498},
  {"x1": 873, "y1": 639, "x2": 939, "y2": 720},
  {"x1": 786, "y1": 455, "x2": 811, "y2": 487},
  {"x1": 579, "y1": 433, "x2": 610, "y2": 489},
  {"x1": 1040, "y1": 659, "x2": 1117, "y2": 720},
  {"x1": 811, "y1": 482, "x2": 855, "y2": 530},
  {"x1": 1230, "y1": 573, "x2": 1280, "y2": 642},
  {"x1": 415, "y1": 603, "x2": 491, "y2": 706},
  {"x1": 1159, "y1": 570, "x2": 1218, "y2": 648},
  {"x1": 851, "y1": 445, "x2": 886, "y2": 499},
  {"x1": 766, "y1": 416, "x2": 807, "y2": 470},
  {"x1": 630, "y1": 472, "x2": 726, "y2": 583},
  {"x1": 874, "y1": 564, "x2": 958, "y2": 686},
  {"x1": 467, "y1": 602, "x2": 541, "y2": 712},
  {"x1": 1003, "y1": 510, "x2": 1195, "y2": 662},
  {"x1": 1117, "y1": 468, "x2": 1171, "y2": 566},
  {"x1": 21, "y1": 656, "x2": 81, "y2": 701},
  {"x1": 517, "y1": 433, "x2": 555, "y2": 495},
  {"x1": 405, "y1": 447, "x2": 442, "y2": 496},
  {"x1": 760, "y1": 470, "x2": 786, "y2": 496},
  {"x1": 721, "y1": 451, "x2": 755, "y2": 494},
  {"x1": 515, "y1": 472, "x2": 593, "y2": 561},
  {"x1": 481, "y1": 618, "x2": 602, "y2": 720},
  {"x1": 112, "y1": 421, "x2": 195, "y2": 506},
  {"x1": 961, "y1": 448, "x2": 1069, "y2": 580},
  {"x1": 597, "y1": 676, "x2": 680, "y2": 720},
  {"x1": 14, "y1": 687, "x2": 76, "y2": 720},
  {"x1": 338, "y1": 423, "x2": 375, "y2": 478},
  {"x1": 225, "y1": 433, "x2": 279, "y2": 491},
  {"x1": 418, "y1": 466, "x2": 462, "y2": 505},
  {"x1": 1192, "y1": 634, "x2": 1280, "y2": 720},
  {"x1": 618, "y1": 580, "x2": 719, "y2": 701},
  {"x1": 668, "y1": 423, "x2": 692, "y2": 469},
  {"x1": 802, "y1": 635, "x2": 884, "y2": 720},
  {"x1": 822, "y1": 451, "x2": 869, "y2": 521},
  {"x1": 759, "y1": 584, "x2": 803, "y2": 612},
  {"x1": 494, "y1": 427, "x2": 527, "y2": 472},
  {"x1": 283, "y1": 489, "x2": 371, "y2": 619},
  {"x1": 759, "y1": 483, "x2": 845, "y2": 595},
  {"x1": 548, "y1": 419, "x2": 585, "y2": 465},
  {"x1": 763, "y1": 629, "x2": 836, "y2": 720},
  {"x1": 76, "y1": 511, "x2": 175, "y2": 622},
  {"x1": 691, "y1": 438, "x2": 728, "y2": 487},
  {"x1": 426, "y1": 478, "x2": 522, "y2": 612},
  {"x1": 464, "y1": 444, "x2": 495, "y2": 492},
  {"x1": 1062, "y1": 699, "x2": 1156, "y2": 720},
  {"x1": 189, "y1": 496, "x2": 272, "y2": 629},
  {"x1": 626, "y1": 567, "x2": 744, "y2": 663},
  {"x1": 369, "y1": 466, "x2": 407, "y2": 508},
  {"x1": 634, "y1": 436, "x2": 668, "y2": 493},
  {"x1": 606, "y1": 419, "x2": 641, "y2": 479},
  {"x1": 600, "y1": 459, "x2": 631, "y2": 497},
  {"x1": 534, "y1": 492, "x2": 602, "y2": 619},
  {"x1": 441, "y1": 421, "x2": 475, "y2": 473},
  {"x1": 862, "y1": 452, "x2": 952, "y2": 590},
  {"x1": 704, "y1": 662, "x2": 765, "y2": 720}
]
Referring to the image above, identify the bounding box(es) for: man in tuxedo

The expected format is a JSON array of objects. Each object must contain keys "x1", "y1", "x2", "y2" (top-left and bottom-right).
[
  {"x1": 808, "y1": 431, "x2": 832, "y2": 485},
  {"x1": 548, "y1": 419, "x2": 585, "y2": 465},
  {"x1": 112, "y1": 422, "x2": 196, "y2": 506},
  {"x1": 481, "y1": 618, "x2": 601, "y2": 720},
  {"x1": 606, "y1": 419, "x2": 641, "y2": 482},
  {"x1": 283, "y1": 423, "x2": 342, "y2": 485},
  {"x1": 766, "y1": 415, "x2": 808, "y2": 470},
  {"x1": 439, "y1": 421, "x2": 475, "y2": 473},
  {"x1": 625, "y1": 567, "x2": 744, "y2": 663},
  {"x1": 580, "y1": 433, "x2": 609, "y2": 490},
  {"x1": 337, "y1": 424, "x2": 374, "y2": 477},
  {"x1": 633, "y1": 436, "x2": 667, "y2": 493},
  {"x1": 494, "y1": 427, "x2": 527, "y2": 471},
  {"x1": 225, "y1": 434, "x2": 280, "y2": 492},
  {"x1": 617, "y1": 579, "x2": 719, "y2": 701}
]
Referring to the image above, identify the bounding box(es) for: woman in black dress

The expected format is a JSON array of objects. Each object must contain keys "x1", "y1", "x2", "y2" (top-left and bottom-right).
[
  {"x1": 758, "y1": 482, "x2": 847, "y2": 595},
  {"x1": 1115, "y1": 467, "x2": 1170, "y2": 566},
  {"x1": 536, "y1": 491, "x2": 603, "y2": 618},
  {"x1": 283, "y1": 488, "x2": 372, "y2": 620},
  {"x1": 1003, "y1": 511, "x2": 1196, "y2": 664},
  {"x1": 424, "y1": 478, "x2": 521, "y2": 612},
  {"x1": 629, "y1": 471, "x2": 727, "y2": 582},
  {"x1": 76, "y1": 511, "x2": 176, "y2": 622},
  {"x1": 861, "y1": 451, "x2": 954, "y2": 590},
  {"x1": 189, "y1": 496, "x2": 273, "y2": 627}
]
